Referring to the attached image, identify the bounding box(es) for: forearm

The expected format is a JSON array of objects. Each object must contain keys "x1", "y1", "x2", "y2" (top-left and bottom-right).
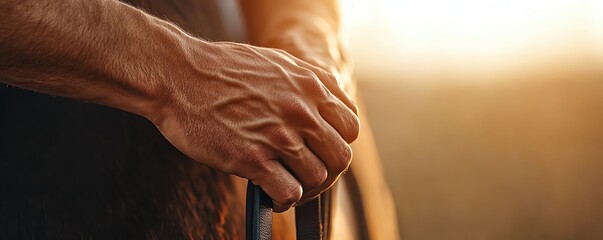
[
  {"x1": 0, "y1": 0, "x2": 201, "y2": 119},
  {"x1": 240, "y1": 0, "x2": 355, "y2": 97},
  {"x1": 0, "y1": 0, "x2": 361, "y2": 211}
]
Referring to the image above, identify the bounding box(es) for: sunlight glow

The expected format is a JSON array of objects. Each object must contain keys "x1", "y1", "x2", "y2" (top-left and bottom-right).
[{"x1": 341, "y1": 0, "x2": 603, "y2": 77}]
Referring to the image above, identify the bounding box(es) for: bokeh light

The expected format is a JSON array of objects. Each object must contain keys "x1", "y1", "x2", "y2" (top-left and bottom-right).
[
  {"x1": 341, "y1": 1, "x2": 603, "y2": 239},
  {"x1": 341, "y1": 0, "x2": 603, "y2": 80}
]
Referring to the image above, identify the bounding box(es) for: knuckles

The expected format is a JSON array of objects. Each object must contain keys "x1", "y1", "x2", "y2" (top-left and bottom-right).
[
  {"x1": 279, "y1": 98, "x2": 322, "y2": 128},
  {"x1": 276, "y1": 185, "x2": 303, "y2": 206},
  {"x1": 306, "y1": 168, "x2": 328, "y2": 190},
  {"x1": 298, "y1": 70, "x2": 326, "y2": 95},
  {"x1": 331, "y1": 143, "x2": 353, "y2": 174},
  {"x1": 280, "y1": 98, "x2": 310, "y2": 118},
  {"x1": 267, "y1": 127, "x2": 299, "y2": 151},
  {"x1": 344, "y1": 113, "x2": 361, "y2": 143},
  {"x1": 240, "y1": 145, "x2": 273, "y2": 177}
]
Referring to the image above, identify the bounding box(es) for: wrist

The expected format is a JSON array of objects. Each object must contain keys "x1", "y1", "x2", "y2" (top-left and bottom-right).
[
  {"x1": 115, "y1": 15, "x2": 203, "y2": 126},
  {"x1": 138, "y1": 33, "x2": 224, "y2": 127}
]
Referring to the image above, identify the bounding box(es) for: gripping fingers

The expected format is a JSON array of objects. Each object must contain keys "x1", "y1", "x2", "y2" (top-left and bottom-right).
[
  {"x1": 318, "y1": 98, "x2": 360, "y2": 143},
  {"x1": 299, "y1": 123, "x2": 353, "y2": 203},
  {"x1": 280, "y1": 145, "x2": 328, "y2": 197},
  {"x1": 262, "y1": 126, "x2": 328, "y2": 208},
  {"x1": 246, "y1": 157, "x2": 303, "y2": 213}
]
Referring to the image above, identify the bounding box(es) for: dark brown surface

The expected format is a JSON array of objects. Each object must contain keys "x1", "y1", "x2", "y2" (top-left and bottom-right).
[
  {"x1": 0, "y1": 87, "x2": 244, "y2": 239},
  {"x1": 0, "y1": 0, "x2": 248, "y2": 238}
]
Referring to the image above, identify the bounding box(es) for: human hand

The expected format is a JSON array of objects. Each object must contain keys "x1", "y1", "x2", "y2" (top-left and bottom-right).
[{"x1": 148, "y1": 41, "x2": 359, "y2": 212}]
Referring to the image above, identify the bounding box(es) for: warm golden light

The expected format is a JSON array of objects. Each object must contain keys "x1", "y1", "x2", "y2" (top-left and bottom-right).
[
  {"x1": 344, "y1": 1, "x2": 603, "y2": 239},
  {"x1": 341, "y1": 0, "x2": 603, "y2": 78}
]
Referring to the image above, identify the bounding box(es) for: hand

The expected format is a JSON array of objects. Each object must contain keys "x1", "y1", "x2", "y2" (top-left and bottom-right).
[{"x1": 149, "y1": 41, "x2": 359, "y2": 212}]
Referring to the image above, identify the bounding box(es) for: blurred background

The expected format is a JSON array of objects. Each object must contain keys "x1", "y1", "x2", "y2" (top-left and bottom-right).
[{"x1": 340, "y1": 0, "x2": 603, "y2": 239}]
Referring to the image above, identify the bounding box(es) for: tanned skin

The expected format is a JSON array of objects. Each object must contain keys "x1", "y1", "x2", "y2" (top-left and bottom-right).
[
  {"x1": 0, "y1": 0, "x2": 358, "y2": 212},
  {"x1": 241, "y1": 0, "x2": 357, "y2": 206}
]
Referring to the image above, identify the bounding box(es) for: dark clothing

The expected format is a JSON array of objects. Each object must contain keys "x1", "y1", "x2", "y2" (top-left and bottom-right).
[{"x1": 1, "y1": 1, "x2": 245, "y2": 238}]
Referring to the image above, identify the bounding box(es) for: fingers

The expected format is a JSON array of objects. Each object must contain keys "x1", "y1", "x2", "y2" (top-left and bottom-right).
[
  {"x1": 294, "y1": 58, "x2": 358, "y2": 115},
  {"x1": 317, "y1": 98, "x2": 360, "y2": 143},
  {"x1": 262, "y1": 127, "x2": 329, "y2": 209},
  {"x1": 282, "y1": 65, "x2": 359, "y2": 143},
  {"x1": 290, "y1": 58, "x2": 360, "y2": 143},
  {"x1": 279, "y1": 141, "x2": 328, "y2": 196},
  {"x1": 275, "y1": 49, "x2": 358, "y2": 115},
  {"x1": 246, "y1": 127, "x2": 349, "y2": 210},
  {"x1": 228, "y1": 47, "x2": 359, "y2": 212},
  {"x1": 241, "y1": 126, "x2": 330, "y2": 212},
  {"x1": 246, "y1": 156, "x2": 303, "y2": 213},
  {"x1": 298, "y1": 121, "x2": 353, "y2": 203},
  {"x1": 281, "y1": 56, "x2": 358, "y2": 202}
]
